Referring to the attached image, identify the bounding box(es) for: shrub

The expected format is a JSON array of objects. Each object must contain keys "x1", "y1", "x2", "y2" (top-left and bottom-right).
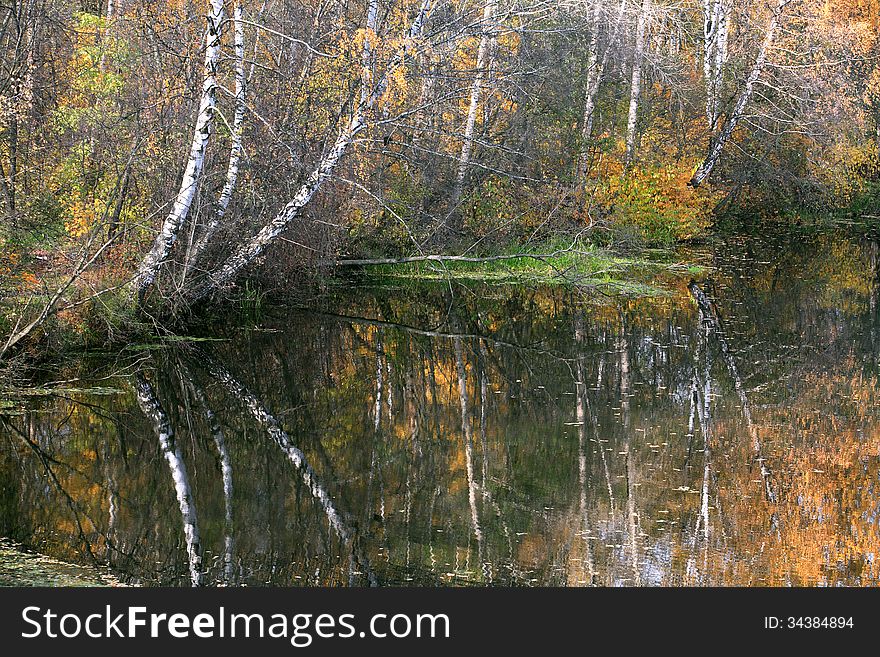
[{"x1": 598, "y1": 163, "x2": 718, "y2": 246}]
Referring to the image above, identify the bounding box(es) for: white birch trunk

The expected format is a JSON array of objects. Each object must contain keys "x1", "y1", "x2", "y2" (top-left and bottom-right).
[
  {"x1": 690, "y1": 0, "x2": 793, "y2": 188},
  {"x1": 185, "y1": 2, "x2": 246, "y2": 278},
  {"x1": 185, "y1": 373, "x2": 235, "y2": 585},
  {"x1": 697, "y1": 365, "x2": 712, "y2": 543},
  {"x1": 624, "y1": 0, "x2": 650, "y2": 168},
  {"x1": 374, "y1": 333, "x2": 384, "y2": 431},
  {"x1": 454, "y1": 337, "x2": 484, "y2": 558},
  {"x1": 451, "y1": 0, "x2": 495, "y2": 209},
  {"x1": 688, "y1": 282, "x2": 777, "y2": 503},
  {"x1": 713, "y1": 1, "x2": 729, "y2": 121},
  {"x1": 703, "y1": 0, "x2": 729, "y2": 129},
  {"x1": 187, "y1": 112, "x2": 364, "y2": 304},
  {"x1": 574, "y1": 316, "x2": 596, "y2": 584},
  {"x1": 619, "y1": 333, "x2": 642, "y2": 585},
  {"x1": 185, "y1": 0, "x2": 435, "y2": 305},
  {"x1": 576, "y1": 1, "x2": 603, "y2": 177},
  {"x1": 702, "y1": 0, "x2": 717, "y2": 127},
  {"x1": 198, "y1": 350, "x2": 378, "y2": 584},
  {"x1": 578, "y1": 0, "x2": 628, "y2": 180},
  {"x1": 133, "y1": 0, "x2": 225, "y2": 301},
  {"x1": 361, "y1": 0, "x2": 379, "y2": 108}
]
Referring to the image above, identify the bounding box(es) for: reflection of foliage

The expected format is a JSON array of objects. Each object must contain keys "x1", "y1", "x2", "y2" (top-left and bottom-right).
[{"x1": 5, "y1": 233, "x2": 880, "y2": 585}]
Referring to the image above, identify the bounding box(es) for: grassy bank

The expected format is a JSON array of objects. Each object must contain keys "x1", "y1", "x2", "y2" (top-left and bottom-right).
[{"x1": 353, "y1": 240, "x2": 706, "y2": 296}]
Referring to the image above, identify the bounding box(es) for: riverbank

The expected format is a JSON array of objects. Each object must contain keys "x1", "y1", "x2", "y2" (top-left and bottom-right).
[
  {"x1": 0, "y1": 235, "x2": 708, "y2": 370},
  {"x1": 0, "y1": 539, "x2": 120, "y2": 587},
  {"x1": 4, "y1": 213, "x2": 880, "y2": 375}
]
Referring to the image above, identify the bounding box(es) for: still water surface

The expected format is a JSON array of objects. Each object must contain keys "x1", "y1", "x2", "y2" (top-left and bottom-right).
[{"x1": 3, "y1": 229, "x2": 880, "y2": 586}]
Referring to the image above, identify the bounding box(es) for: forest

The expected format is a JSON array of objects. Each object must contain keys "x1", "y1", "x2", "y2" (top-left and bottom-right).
[
  {"x1": 2, "y1": 0, "x2": 880, "y2": 589},
  {"x1": 0, "y1": 0, "x2": 878, "y2": 357}
]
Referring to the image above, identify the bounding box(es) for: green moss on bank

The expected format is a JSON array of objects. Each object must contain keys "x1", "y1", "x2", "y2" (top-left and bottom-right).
[{"x1": 358, "y1": 240, "x2": 705, "y2": 296}]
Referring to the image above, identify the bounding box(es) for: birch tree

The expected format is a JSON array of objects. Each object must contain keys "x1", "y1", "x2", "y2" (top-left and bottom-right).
[
  {"x1": 624, "y1": 0, "x2": 651, "y2": 168},
  {"x1": 134, "y1": 372, "x2": 204, "y2": 586},
  {"x1": 133, "y1": 0, "x2": 225, "y2": 302},
  {"x1": 689, "y1": 0, "x2": 796, "y2": 187},
  {"x1": 577, "y1": 0, "x2": 628, "y2": 179},
  {"x1": 183, "y1": 0, "x2": 436, "y2": 306},
  {"x1": 184, "y1": 2, "x2": 247, "y2": 279},
  {"x1": 578, "y1": 0, "x2": 603, "y2": 161},
  {"x1": 183, "y1": 367, "x2": 236, "y2": 585},
  {"x1": 361, "y1": 0, "x2": 380, "y2": 109},
  {"x1": 196, "y1": 349, "x2": 378, "y2": 584},
  {"x1": 450, "y1": 0, "x2": 496, "y2": 213},
  {"x1": 702, "y1": 0, "x2": 730, "y2": 130},
  {"x1": 454, "y1": 335, "x2": 484, "y2": 560},
  {"x1": 688, "y1": 282, "x2": 777, "y2": 504}
]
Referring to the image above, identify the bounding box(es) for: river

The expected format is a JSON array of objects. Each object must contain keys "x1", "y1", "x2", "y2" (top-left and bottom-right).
[{"x1": 2, "y1": 228, "x2": 880, "y2": 586}]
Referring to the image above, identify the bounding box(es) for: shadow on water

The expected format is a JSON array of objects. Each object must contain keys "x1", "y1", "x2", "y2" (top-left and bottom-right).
[{"x1": 3, "y1": 229, "x2": 880, "y2": 586}]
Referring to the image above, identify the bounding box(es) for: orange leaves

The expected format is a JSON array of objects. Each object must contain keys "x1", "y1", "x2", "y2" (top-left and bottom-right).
[
  {"x1": 0, "y1": 250, "x2": 41, "y2": 293},
  {"x1": 595, "y1": 162, "x2": 719, "y2": 245},
  {"x1": 19, "y1": 271, "x2": 39, "y2": 289}
]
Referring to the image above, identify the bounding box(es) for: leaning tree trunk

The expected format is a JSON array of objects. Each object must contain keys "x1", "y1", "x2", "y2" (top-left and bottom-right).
[
  {"x1": 689, "y1": 0, "x2": 793, "y2": 188},
  {"x1": 184, "y1": 2, "x2": 246, "y2": 279},
  {"x1": 688, "y1": 282, "x2": 777, "y2": 503},
  {"x1": 184, "y1": 0, "x2": 435, "y2": 306},
  {"x1": 450, "y1": 0, "x2": 496, "y2": 213},
  {"x1": 624, "y1": 0, "x2": 650, "y2": 168},
  {"x1": 186, "y1": 112, "x2": 365, "y2": 304},
  {"x1": 133, "y1": 0, "x2": 225, "y2": 302},
  {"x1": 702, "y1": 0, "x2": 730, "y2": 129},
  {"x1": 195, "y1": 349, "x2": 378, "y2": 584}
]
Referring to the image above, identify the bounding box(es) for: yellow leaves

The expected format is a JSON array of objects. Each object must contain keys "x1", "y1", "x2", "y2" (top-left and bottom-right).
[
  {"x1": 496, "y1": 30, "x2": 520, "y2": 56},
  {"x1": 377, "y1": 63, "x2": 411, "y2": 114},
  {"x1": 357, "y1": 26, "x2": 382, "y2": 54},
  {"x1": 596, "y1": 161, "x2": 719, "y2": 245},
  {"x1": 812, "y1": 137, "x2": 879, "y2": 203},
  {"x1": 64, "y1": 196, "x2": 108, "y2": 238},
  {"x1": 452, "y1": 36, "x2": 480, "y2": 75}
]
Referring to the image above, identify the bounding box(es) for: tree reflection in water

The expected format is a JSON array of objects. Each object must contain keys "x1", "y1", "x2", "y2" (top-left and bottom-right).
[{"x1": 3, "y1": 231, "x2": 880, "y2": 586}]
